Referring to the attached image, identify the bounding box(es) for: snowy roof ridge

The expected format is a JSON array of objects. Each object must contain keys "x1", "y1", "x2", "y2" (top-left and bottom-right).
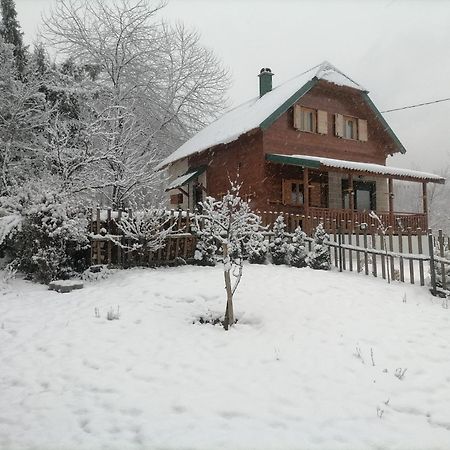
[
  {"x1": 156, "y1": 62, "x2": 367, "y2": 170},
  {"x1": 314, "y1": 61, "x2": 366, "y2": 91}
]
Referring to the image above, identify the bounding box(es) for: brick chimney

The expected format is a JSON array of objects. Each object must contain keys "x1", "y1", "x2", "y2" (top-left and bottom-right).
[{"x1": 258, "y1": 67, "x2": 273, "y2": 97}]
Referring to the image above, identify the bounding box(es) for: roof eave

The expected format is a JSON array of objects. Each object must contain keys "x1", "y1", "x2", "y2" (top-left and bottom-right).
[{"x1": 259, "y1": 78, "x2": 319, "y2": 130}]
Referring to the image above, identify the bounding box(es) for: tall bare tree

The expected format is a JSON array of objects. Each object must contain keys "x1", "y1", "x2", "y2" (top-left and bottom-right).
[{"x1": 44, "y1": 0, "x2": 229, "y2": 206}]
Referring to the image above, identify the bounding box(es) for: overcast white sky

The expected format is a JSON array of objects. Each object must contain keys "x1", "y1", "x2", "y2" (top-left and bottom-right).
[{"x1": 15, "y1": 0, "x2": 450, "y2": 173}]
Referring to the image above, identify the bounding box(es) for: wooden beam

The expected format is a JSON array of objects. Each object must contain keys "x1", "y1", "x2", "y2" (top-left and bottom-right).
[
  {"x1": 422, "y1": 182, "x2": 428, "y2": 229},
  {"x1": 348, "y1": 173, "x2": 354, "y2": 211},
  {"x1": 388, "y1": 178, "x2": 394, "y2": 227},
  {"x1": 303, "y1": 167, "x2": 309, "y2": 219}
]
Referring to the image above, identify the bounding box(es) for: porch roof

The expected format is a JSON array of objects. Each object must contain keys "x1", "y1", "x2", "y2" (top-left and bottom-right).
[
  {"x1": 165, "y1": 166, "x2": 206, "y2": 191},
  {"x1": 266, "y1": 154, "x2": 445, "y2": 184}
]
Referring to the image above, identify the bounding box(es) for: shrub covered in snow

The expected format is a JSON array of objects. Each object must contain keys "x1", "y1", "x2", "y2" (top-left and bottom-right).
[
  {"x1": 246, "y1": 231, "x2": 269, "y2": 264},
  {"x1": 289, "y1": 226, "x2": 308, "y2": 268},
  {"x1": 192, "y1": 217, "x2": 217, "y2": 266},
  {"x1": 270, "y1": 215, "x2": 289, "y2": 265},
  {"x1": 307, "y1": 223, "x2": 331, "y2": 270},
  {"x1": 433, "y1": 241, "x2": 450, "y2": 289},
  {"x1": 0, "y1": 183, "x2": 89, "y2": 283},
  {"x1": 114, "y1": 207, "x2": 174, "y2": 262}
]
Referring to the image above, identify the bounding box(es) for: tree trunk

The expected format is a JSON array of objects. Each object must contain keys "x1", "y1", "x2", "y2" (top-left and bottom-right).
[{"x1": 222, "y1": 242, "x2": 234, "y2": 330}]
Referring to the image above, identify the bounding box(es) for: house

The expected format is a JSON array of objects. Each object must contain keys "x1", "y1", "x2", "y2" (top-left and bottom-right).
[{"x1": 157, "y1": 62, "x2": 445, "y2": 233}]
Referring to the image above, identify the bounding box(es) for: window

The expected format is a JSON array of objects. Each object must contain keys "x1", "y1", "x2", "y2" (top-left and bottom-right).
[
  {"x1": 301, "y1": 108, "x2": 316, "y2": 132},
  {"x1": 341, "y1": 180, "x2": 376, "y2": 210},
  {"x1": 343, "y1": 116, "x2": 357, "y2": 139},
  {"x1": 283, "y1": 179, "x2": 304, "y2": 206},
  {"x1": 290, "y1": 182, "x2": 304, "y2": 205},
  {"x1": 335, "y1": 114, "x2": 368, "y2": 141},
  {"x1": 294, "y1": 105, "x2": 317, "y2": 133}
]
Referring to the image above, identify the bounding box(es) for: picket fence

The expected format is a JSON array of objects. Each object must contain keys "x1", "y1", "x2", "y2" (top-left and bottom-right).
[{"x1": 89, "y1": 208, "x2": 450, "y2": 296}]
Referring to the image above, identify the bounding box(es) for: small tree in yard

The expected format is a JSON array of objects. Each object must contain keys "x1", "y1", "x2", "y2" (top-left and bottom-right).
[
  {"x1": 289, "y1": 226, "x2": 308, "y2": 268},
  {"x1": 307, "y1": 223, "x2": 331, "y2": 270},
  {"x1": 270, "y1": 215, "x2": 289, "y2": 265},
  {"x1": 200, "y1": 181, "x2": 262, "y2": 330},
  {"x1": 114, "y1": 208, "x2": 174, "y2": 264}
]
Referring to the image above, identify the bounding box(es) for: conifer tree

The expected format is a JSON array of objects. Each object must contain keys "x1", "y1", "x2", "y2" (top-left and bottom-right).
[
  {"x1": 307, "y1": 223, "x2": 331, "y2": 270},
  {"x1": 0, "y1": 0, "x2": 27, "y2": 75},
  {"x1": 192, "y1": 217, "x2": 217, "y2": 267},
  {"x1": 270, "y1": 215, "x2": 289, "y2": 265},
  {"x1": 289, "y1": 226, "x2": 308, "y2": 268}
]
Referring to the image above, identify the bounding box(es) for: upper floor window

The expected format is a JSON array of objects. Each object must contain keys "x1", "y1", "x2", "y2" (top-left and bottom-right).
[
  {"x1": 294, "y1": 105, "x2": 328, "y2": 134},
  {"x1": 344, "y1": 116, "x2": 357, "y2": 139},
  {"x1": 335, "y1": 114, "x2": 368, "y2": 142},
  {"x1": 302, "y1": 108, "x2": 316, "y2": 132}
]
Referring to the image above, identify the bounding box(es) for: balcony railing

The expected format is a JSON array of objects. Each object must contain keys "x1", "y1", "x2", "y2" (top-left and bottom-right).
[{"x1": 261, "y1": 207, "x2": 428, "y2": 235}]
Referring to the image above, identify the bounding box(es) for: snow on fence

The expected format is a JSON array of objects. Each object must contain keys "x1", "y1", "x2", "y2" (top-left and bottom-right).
[
  {"x1": 90, "y1": 207, "x2": 196, "y2": 267},
  {"x1": 89, "y1": 207, "x2": 450, "y2": 296}
]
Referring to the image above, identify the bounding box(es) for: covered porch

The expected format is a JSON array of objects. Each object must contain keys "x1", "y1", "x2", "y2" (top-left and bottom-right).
[{"x1": 265, "y1": 153, "x2": 445, "y2": 234}]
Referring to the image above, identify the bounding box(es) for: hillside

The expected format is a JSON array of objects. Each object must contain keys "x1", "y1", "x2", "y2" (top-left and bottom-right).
[{"x1": 1, "y1": 265, "x2": 450, "y2": 450}]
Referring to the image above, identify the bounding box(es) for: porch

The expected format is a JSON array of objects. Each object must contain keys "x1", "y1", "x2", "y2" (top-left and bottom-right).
[{"x1": 265, "y1": 153, "x2": 445, "y2": 234}]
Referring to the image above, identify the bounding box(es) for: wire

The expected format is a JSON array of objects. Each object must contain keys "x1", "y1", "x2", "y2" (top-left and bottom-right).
[{"x1": 381, "y1": 97, "x2": 450, "y2": 113}]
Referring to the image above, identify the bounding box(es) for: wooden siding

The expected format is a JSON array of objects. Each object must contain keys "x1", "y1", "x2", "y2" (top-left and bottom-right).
[{"x1": 262, "y1": 80, "x2": 398, "y2": 164}]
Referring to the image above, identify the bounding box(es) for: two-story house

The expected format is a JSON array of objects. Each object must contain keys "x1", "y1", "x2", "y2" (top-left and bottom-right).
[{"x1": 157, "y1": 62, "x2": 445, "y2": 233}]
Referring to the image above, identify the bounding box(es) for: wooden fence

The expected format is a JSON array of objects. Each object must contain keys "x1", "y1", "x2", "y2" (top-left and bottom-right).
[
  {"x1": 89, "y1": 207, "x2": 450, "y2": 296},
  {"x1": 90, "y1": 208, "x2": 196, "y2": 267}
]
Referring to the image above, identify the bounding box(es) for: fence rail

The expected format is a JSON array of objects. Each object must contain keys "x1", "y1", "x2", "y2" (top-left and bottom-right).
[{"x1": 89, "y1": 207, "x2": 450, "y2": 296}]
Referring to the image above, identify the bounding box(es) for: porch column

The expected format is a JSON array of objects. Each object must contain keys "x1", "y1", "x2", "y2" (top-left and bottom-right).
[
  {"x1": 303, "y1": 167, "x2": 309, "y2": 217},
  {"x1": 388, "y1": 178, "x2": 394, "y2": 227},
  {"x1": 348, "y1": 173, "x2": 354, "y2": 231},
  {"x1": 422, "y1": 182, "x2": 428, "y2": 229}
]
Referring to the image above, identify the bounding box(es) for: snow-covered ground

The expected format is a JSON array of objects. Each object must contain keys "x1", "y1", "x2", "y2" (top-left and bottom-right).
[{"x1": 1, "y1": 265, "x2": 450, "y2": 450}]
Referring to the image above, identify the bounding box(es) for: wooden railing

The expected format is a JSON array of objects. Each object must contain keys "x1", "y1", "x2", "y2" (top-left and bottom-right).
[{"x1": 260, "y1": 208, "x2": 427, "y2": 235}]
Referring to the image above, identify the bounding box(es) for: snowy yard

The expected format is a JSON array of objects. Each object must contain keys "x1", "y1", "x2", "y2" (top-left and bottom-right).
[{"x1": 1, "y1": 265, "x2": 450, "y2": 450}]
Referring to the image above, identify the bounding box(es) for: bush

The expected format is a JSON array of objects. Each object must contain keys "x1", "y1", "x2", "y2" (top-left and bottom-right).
[
  {"x1": 192, "y1": 217, "x2": 217, "y2": 266},
  {"x1": 307, "y1": 223, "x2": 331, "y2": 270},
  {"x1": 0, "y1": 184, "x2": 89, "y2": 283},
  {"x1": 270, "y1": 215, "x2": 288, "y2": 265},
  {"x1": 246, "y1": 232, "x2": 269, "y2": 264},
  {"x1": 289, "y1": 226, "x2": 308, "y2": 268}
]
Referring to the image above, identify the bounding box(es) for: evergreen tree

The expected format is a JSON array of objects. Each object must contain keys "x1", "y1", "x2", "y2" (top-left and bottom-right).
[
  {"x1": 433, "y1": 241, "x2": 450, "y2": 289},
  {"x1": 246, "y1": 229, "x2": 268, "y2": 264},
  {"x1": 0, "y1": 0, "x2": 27, "y2": 75},
  {"x1": 307, "y1": 223, "x2": 331, "y2": 270},
  {"x1": 192, "y1": 218, "x2": 217, "y2": 267},
  {"x1": 289, "y1": 226, "x2": 308, "y2": 268},
  {"x1": 270, "y1": 215, "x2": 289, "y2": 265}
]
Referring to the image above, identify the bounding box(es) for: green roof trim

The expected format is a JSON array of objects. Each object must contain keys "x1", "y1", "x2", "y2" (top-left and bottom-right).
[
  {"x1": 362, "y1": 92, "x2": 406, "y2": 154},
  {"x1": 259, "y1": 78, "x2": 318, "y2": 130},
  {"x1": 265, "y1": 153, "x2": 322, "y2": 168}
]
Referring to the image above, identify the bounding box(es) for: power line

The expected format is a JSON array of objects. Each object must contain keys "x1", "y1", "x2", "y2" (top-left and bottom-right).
[{"x1": 381, "y1": 97, "x2": 450, "y2": 113}]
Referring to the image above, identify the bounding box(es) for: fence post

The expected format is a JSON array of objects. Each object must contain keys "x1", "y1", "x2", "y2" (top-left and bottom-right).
[
  {"x1": 438, "y1": 229, "x2": 447, "y2": 291},
  {"x1": 338, "y1": 226, "x2": 343, "y2": 272},
  {"x1": 428, "y1": 229, "x2": 437, "y2": 296}
]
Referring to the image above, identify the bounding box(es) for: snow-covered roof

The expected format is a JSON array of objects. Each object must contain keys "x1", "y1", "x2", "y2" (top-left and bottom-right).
[
  {"x1": 157, "y1": 62, "x2": 366, "y2": 170},
  {"x1": 266, "y1": 154, "x2": 446, "y2": 183}
]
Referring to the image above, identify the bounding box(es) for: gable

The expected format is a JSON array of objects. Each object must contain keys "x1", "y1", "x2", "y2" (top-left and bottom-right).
[
  {"x1": 262, "y1": 80, "x2": 404, "y2": 164},
  {"x1": 156, "y1": 62, "x2": 405, "y2": 170}
]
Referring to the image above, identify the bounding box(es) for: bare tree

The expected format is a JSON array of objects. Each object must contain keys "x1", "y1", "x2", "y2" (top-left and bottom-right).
[
  {"x1": 43, "y1": 0, "x2": 229, "y2": 206},
  {"x1": 200, "y1": 181, "x2": 262, "y2": 330},
  {"x1": 114, "y1": 207, "x2": 174, "y2": 262}
]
